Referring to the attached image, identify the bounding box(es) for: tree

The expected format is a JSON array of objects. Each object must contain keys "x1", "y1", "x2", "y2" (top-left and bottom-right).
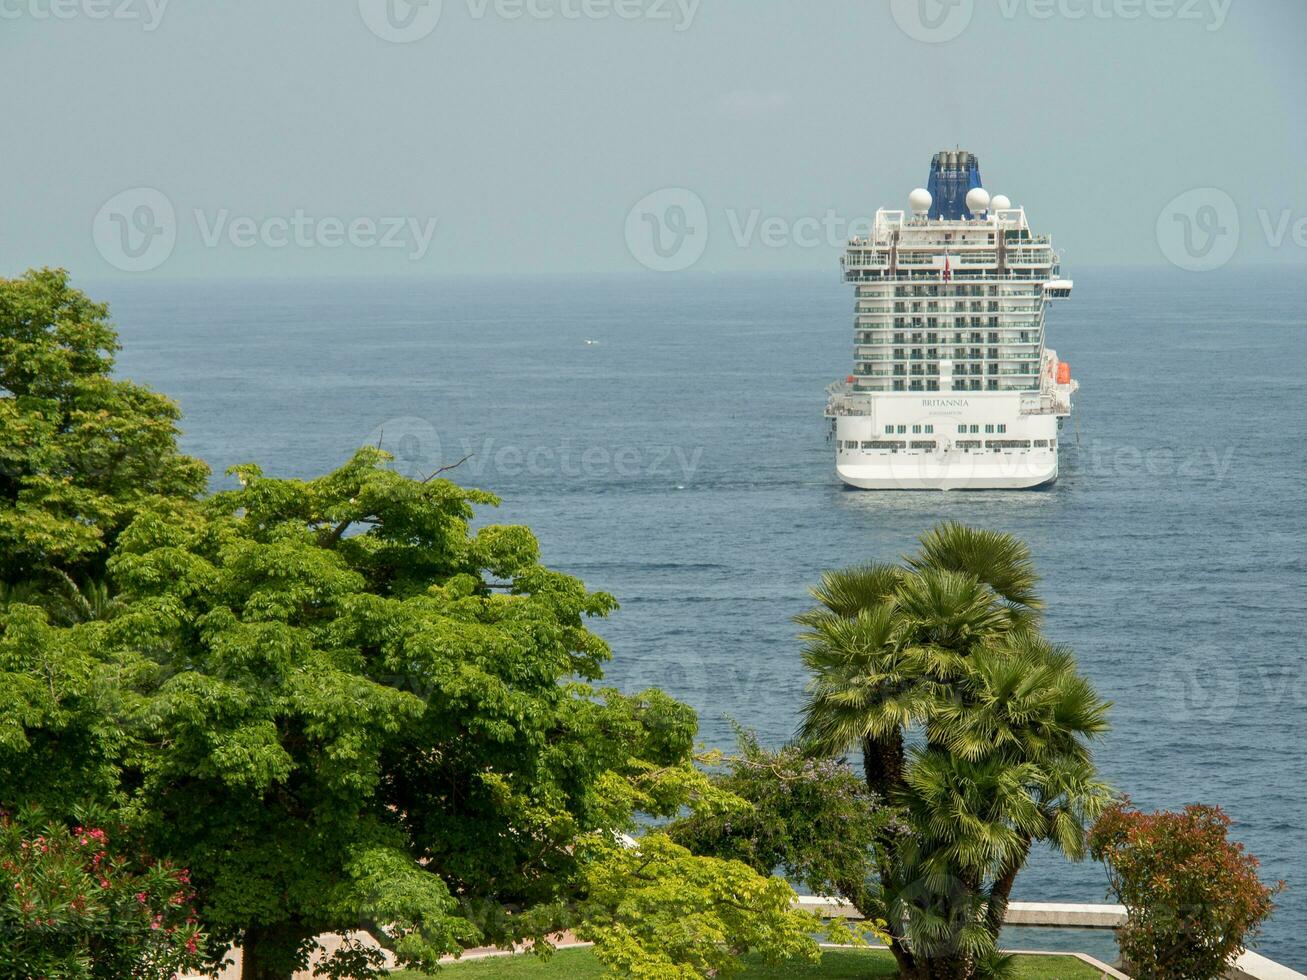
[
  {"x1": 0, "y1": 446, "x2": 822, "y2": 980},
  {"x1": 0, "y1": 807, "x2": 204, "y2": 980},
  {"x1": 574, "y1": 833, "x2": 829, "y2": 980},
  {"x1": 797, "y1": 523, "x2": 1113, "y2": 980},
  {"x1": 0, "y1": 268, "x2": 207, "y2": 589},
  {"x1": 1089, "y1": 801, "x2": 1281, "y2": 980},
  {"x1": 668, "y1": 730, "x2": 896, "y2": 916}
]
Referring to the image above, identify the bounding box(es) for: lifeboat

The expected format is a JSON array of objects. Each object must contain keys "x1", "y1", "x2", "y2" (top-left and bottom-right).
[{"x1": 1056, "y1": 362, "x2": 1072, "y2": 385}]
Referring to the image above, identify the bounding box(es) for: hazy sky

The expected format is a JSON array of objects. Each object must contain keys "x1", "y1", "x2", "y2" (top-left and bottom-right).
[{"x1": 3, "y1": 0, "x2": 1305, "y2": 277}]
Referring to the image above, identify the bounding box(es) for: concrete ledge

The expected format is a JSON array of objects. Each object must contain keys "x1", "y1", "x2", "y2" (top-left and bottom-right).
[
  {"x1": 798, "y1": 895, "x2": 1128, "y2": 929},
  {"x1": 1229, "y1": 950, "x2": 1307, "y2": 980},
  {"x1": 1004, "y1": 902, "x2": 1127, "y2": 929}
]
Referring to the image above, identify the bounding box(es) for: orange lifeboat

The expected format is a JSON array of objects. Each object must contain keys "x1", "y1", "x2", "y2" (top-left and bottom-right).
[{"x1": 1056, "y1": 362, "x2": 1072, "y2": 385}]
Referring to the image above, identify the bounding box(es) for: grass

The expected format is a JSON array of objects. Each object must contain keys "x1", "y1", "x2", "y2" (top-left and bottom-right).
[{"x1": 393, "y1": 946, "x2": 1108, "y2": 979}]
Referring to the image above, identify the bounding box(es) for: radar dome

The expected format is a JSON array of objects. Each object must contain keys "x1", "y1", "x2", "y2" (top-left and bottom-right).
[
  {"x1": 990, "y1": 194, "x2": 1012, "y2": 211},
  {"x1": 908, "y1": 188, "x2": 932, "y2": 215},
  {"x1": 965, "y1": 187, "x2": 991, "y2": 215}
]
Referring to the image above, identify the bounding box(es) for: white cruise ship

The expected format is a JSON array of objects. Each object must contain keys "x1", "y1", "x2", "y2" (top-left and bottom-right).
[{"x1": 827, "y1": 151, "x2": 1077, "y2": 490}]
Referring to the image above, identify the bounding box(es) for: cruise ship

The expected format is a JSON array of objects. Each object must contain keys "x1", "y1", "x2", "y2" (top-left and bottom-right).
[{"x1": 827, "y1": 151, "x2": 1077, "y2": 490}]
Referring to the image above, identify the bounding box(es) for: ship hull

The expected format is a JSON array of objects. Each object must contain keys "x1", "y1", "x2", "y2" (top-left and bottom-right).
[
  {"x1": 829, "y1": 391, "x2": 1066, "y2": 491},
  {"x1": 836, "y1": 453, "x2": 1058, "y2": 490}
]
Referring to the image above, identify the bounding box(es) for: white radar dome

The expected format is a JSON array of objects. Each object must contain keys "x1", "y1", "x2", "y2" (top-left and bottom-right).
[
  {"x1": 990, "y1": 194, "x2": 1012, "y2": 212},
  {"x1": 908, "y1": 188, "x2": 932, "y2": 214},
  {"x1": 966, "y1": 187, "x2": 991, "y2": 215}
]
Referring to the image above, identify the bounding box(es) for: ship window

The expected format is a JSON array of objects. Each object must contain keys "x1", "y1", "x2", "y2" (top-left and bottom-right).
[
  {"x1": 924, "y1": 425, "x2": 934, "y2": 434},
  {"x1": 896, "y1": 425, "x2": 907, "y2": 434},
  {"x1": 1034, "y1": 439, "x2": 1049, "y2": 447},
  {"x1": 997, "y1": 424, "x2": 1007, "y2": 434},
  {"x1": 910, "y1": 441, "x2": 936, "y2": 450},
  {"x1": 987, "y1": 380, "x2": 998, "y2": 390},
  {"x1": 957, "y1": 424, "x2": 967, "y2": 434},
  {"x1": 912, "y1": 425, "x2": 922, "y2": 434},
  {"x1": 985, "y1": 425, "x2": 994, "y2": 433},
  {"x1": 970, "y1": 425, "x2": 980, "y2": 434}
]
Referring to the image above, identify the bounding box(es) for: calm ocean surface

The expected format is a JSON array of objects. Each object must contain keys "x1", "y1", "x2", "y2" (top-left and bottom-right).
[{"x1": 94, "y1": 268, "x2": 1306, "y2": 967}]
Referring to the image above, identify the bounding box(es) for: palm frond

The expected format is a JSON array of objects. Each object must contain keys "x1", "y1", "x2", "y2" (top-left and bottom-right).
[{"x1": 908, "y1": 522, "x2": 1043, "y2": 612}]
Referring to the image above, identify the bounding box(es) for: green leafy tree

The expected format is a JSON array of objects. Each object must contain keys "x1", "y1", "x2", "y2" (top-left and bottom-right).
[
  {"x1": 0, "y1": 808, "x2": 204, "y2": 980},
  {"x1": 1089, "y1": 800, "x2": 1281, "y2": 980},
  {"x1": 0, "y1": 447, "x2": 816, "y2": 980},
  {"x1": 668, "y1": 730, "x2": 897, "y2": 917},
  {"x1": 797, "y1": 523, "x2": 1113, "y2": 980},
  {"x1": 0, "y1": 268, "x2": 207, "y2": 590},
  {"x1": 574, "y1": 833, "x2": 829, "y2": 980}
]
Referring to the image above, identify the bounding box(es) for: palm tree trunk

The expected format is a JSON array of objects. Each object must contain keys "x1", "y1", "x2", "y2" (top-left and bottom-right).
[
  {"x1": 860, "y1": 730, "x2": 904, "y2": 796},
  {"x1": 887, "y1": 934, "x2": 917, "y2": 977},
  {"x1": 984, "y1": 837, "x2": 1031, "y2": 940}
]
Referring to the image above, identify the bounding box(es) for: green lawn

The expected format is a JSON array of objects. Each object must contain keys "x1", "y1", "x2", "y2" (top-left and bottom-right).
[{"x1": 395, "y1": 946, "x2": 1107, "y2": 979}]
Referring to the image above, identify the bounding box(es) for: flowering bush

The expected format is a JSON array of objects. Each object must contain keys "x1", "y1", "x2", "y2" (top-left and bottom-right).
[
  {"x1": 1089, "y1": 800, "x2": 1282, "y2": 980},
  {"x1": 0, "y1": 809, "x2": 205, "y2": 980}
]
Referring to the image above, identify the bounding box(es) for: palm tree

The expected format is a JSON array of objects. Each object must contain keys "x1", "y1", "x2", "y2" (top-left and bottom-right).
[{"x1": 797, "y1": 523, "x2": 1111, "y2": 980}]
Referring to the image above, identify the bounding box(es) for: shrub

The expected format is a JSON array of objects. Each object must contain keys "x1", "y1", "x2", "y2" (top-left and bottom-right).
[
  {"x1": 0, "y1": 809, "x2": 204, "y2": 980},
  {"x1": 1089, "y1": 800, "x2": 1282, "y2": 980}
]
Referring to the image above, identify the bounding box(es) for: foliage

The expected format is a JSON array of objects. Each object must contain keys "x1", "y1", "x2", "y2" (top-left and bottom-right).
[
  {"x1": 1089, "y1": 800, "x2": 1281, "y2": 980},
  {"x1": 668, "y1": 730, "x2": 897, "y2": 915},
  {"x1": 1, "y1": 423, "x2": 818, "y2": 978},
  {"x1": 573, "y1": 832, "x2": 831, "y2": 979},
  {"x1": 0, "y1": 268, "x2": 207, "y2": 589},
  {"x1": 796, "y1": 523, "x2": 1113, "y2": 980},
  {"x1": 0, "y1": 807, "x2": 203, "y2": 980}
]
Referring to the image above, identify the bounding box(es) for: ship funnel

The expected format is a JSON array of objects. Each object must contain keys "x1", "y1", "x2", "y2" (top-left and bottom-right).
[{"x1": 927, "y1": 150, "x2": 984, "y2": 220}]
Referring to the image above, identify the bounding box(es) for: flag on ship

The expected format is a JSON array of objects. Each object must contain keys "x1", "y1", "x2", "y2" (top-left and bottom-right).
[{"x1": 943, "y1": 253, "x2": 952, "y2": 282}]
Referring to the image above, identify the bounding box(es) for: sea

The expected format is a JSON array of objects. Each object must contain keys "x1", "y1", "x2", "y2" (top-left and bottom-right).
[{"x1": 94, "y1": 267, "x2": 1306, "y2": 968}]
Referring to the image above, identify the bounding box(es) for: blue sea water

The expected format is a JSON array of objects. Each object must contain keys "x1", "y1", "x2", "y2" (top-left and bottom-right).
[{"x1": 94, "y1": 267, "x2": 1306, "y2": 968}]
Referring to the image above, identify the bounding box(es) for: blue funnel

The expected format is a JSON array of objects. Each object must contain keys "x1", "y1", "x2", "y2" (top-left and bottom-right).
[{"x1": 927, "y1": 150, "x2": 983, "y2": 220}]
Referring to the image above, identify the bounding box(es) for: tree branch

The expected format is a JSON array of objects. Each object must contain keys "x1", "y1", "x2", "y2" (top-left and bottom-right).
[{"x1": 423, "y1": 454, "x2": 474, "y2": 484}]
